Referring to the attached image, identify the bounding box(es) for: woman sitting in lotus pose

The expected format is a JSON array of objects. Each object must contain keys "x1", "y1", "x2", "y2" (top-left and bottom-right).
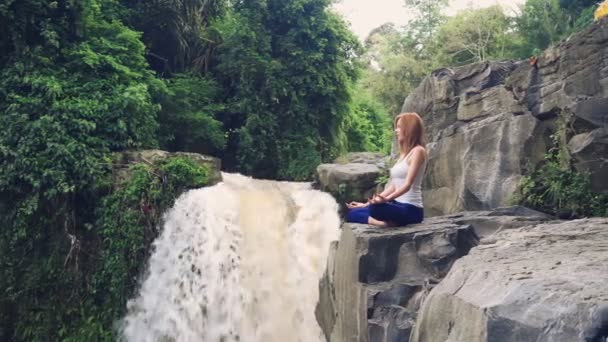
[{"x1": 346, "y1": 112, "x2": 427, "y2": 227}]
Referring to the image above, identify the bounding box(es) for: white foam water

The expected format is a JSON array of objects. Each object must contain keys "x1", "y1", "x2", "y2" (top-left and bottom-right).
[{"x1": 120, "y1": 173, "x2": 340, "y2": 342}]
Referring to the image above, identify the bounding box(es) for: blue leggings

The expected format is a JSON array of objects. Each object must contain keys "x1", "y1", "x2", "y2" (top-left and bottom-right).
[{"x1": 346, "y1": 201, "x2": 423, "y2": 226}]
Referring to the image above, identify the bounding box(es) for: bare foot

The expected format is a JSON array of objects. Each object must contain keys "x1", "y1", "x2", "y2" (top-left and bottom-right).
[{"x1": 368, "y1": 217, "x2": 388, "y2": 227}]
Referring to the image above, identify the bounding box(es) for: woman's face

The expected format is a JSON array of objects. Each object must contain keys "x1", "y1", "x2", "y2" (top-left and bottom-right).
[{"x1": 395, "y1": 118, "x2": 404, "y2": 142}]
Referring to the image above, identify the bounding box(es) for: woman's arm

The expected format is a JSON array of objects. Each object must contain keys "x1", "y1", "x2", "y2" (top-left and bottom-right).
[
  {"x1": 346, "y1": 201, "x2": 368, "y2": 209},
  {"x1": 383, "y1": 148, "x2": 426, "y2": 201},
  {"x1": 367, "y1": 175, "x2": 395, "y2": 204},
  {"x1": 379, "y1": 183, "x2": 395, "y2": 197}
]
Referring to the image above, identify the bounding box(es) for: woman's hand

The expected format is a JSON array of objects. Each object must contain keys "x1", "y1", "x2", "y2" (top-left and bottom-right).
[
  {"x1": 346, "y1": 201, "x2": 368, "y2": 209},
  {"x1": 369, "y1": 194, "x2": 388, "y2": 204}
]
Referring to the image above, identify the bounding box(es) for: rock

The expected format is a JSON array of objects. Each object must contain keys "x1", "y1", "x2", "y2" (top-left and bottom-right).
[
  {"x1": 570, "y1": 97, "x2": 608, "y2": 131},
  {"x1": 401, "y1": 20, "x2": 608, "y2": 215},
  {"x1": 115, "y1": 149, "x2": 222, "y2": 186},
  {"x1": 335, "y1": 152, "x2": 391, "y2": 169},
  {"x1": 457, "y1": 86, "x2": 525, "y2": 121},
  {"x1": 410, "y1": 218, "x2": 608, "y2": 342},
  {"x1": 568, "y1": 128, "x2": 608, "y2": 193},
  {"x1": 423, "y1": 113, "x2": 549, "y2": 216},
  {"x1": 315, "y1": 207, "x2": 550, "y2": 342},
  {"x1": 316, "y1": 153, "x2": 392, "y2": 205},
  {"x1": 583, "y1": 305, "x2": 608, "y2": 342},
  {"x1": 316, "y1": 221, "x2": 478, "y2": 342},
  {"x1": 316, "y1": 163, "x2": 383, "y2": 203},
  {"x1": 403, "y1": 64, "x2": 550, "y2": 215},
  {"x1": 430, "y1": 205, "x2": 553, "y2": 238},
  {"x1": 402, "y1": 61, "x2": 522, "y2": 140}
]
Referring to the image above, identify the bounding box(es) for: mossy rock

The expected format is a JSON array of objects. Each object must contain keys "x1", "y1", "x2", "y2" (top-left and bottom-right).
[
  {"x1": 316, "y1": 163, "x2": 383, "y2": 204},
  {"x1": 114, "y1": 150, "x2": 222, "y2": 187}
]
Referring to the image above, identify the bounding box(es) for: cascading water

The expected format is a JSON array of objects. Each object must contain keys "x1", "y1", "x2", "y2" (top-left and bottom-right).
[{"x1": 120, "y1": 173, "x2": 341, "y2": 342}]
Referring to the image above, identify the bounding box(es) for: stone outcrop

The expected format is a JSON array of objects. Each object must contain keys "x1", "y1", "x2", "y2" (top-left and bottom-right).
[
  {"x1": 335, "y1": 152, "x2": 391, "y2": 169},
  {"x1": 402, "y1": 19, "x2": 608, "y2": 215},
  {"x1": 115, "y1": 149, "x2": 222, "y2": 186},
  {"x1": 316, "y1": 152, "x2": 389, "y2": 203},
  {"x1": 315, "y1": 207, "x2": 553, "y2": 342},
  {"x1": 410, "y1": 218, "x2": 608, "y2": 342}
]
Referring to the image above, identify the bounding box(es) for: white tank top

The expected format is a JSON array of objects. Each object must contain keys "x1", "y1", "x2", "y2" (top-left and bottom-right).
[{"x1": 389, "y1": 149, "x2": 427, "y2": 207}]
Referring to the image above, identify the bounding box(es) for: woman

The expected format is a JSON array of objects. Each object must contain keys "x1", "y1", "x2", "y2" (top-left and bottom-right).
[{"x1": 345, "y1": 112, "x2": 427, "y2": 227}]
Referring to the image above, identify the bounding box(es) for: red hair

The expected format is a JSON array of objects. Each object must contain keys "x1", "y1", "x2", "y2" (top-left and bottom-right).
[{"x1": 394, "y1": 112, "x2": 425, "y2": 157}]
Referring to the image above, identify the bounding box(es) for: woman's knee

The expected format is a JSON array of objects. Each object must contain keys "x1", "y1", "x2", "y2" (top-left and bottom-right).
[
  {"x1": 404, "y1": 206, "x2": 424, "y2": 225},
  {"x1": 346, "y1": 207, "x2": 369, "y2": 224},
  {"x1": 368, "y1": 204, "x2": 378, "y2": 217},
  {"x1": 371, "y1": 202, "x2": 401, "y2": 222}
]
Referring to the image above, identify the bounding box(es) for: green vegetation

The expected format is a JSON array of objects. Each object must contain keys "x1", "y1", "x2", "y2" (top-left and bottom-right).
[
  {"x1": 73, "y1": 157, "x2": 209, "y2": 340},
  {"x1": 516, "y1": 113, "x2": 608, "y2": 218},
  {"x1": 215, "y1": 0, "x2": 360, "y2": 180},
  {"x1": 358, "y1": 0, "x2": 601, "y2": 117},
  {"x1": 433, "y1": 5, "x2": 523, "y2": 65},
  {"x1": 517, "y1": 137, "x2": 608, "y2": 218},
  {"x1": 345, "y1": 90, "x2": 392, "y2": 153},
  {"x1": 156, "y1": 74, "x2": 226, "y2": 155},
  {"x1": 0, "y1": 0, "x2": 379, "y2": 338},
  {"x1": 1, "y1": 154, "x2": 211, "y2": 340}
]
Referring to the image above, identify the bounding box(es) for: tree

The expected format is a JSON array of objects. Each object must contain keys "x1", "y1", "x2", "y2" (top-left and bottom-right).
[
  {"x1": 121, "y1": 0, "x2": 227, "y2": 74},
  {"x1": 353, "y1": 0, "x2": 447, "y2": 118},
  {"x1": 404, "y1": 0, "x2": 448, "y2": 50},
  {"x1": 359, "y1": 22, "x2": 435, "y2": 115},
  {"x1": 156, "y1": 74, "x2": 226, "y2": 155},
  {"x1": 433, "y1": 5, "x2": 522, "y2": 65},
  {"x1": 0, "y1": 0, "x2": 160, "y2": 339},
  {"x1": 514, "y1": 0, "x2": 598, "y2": 57},
  {"x1": 344, "y1": 89, "x2": 392, "y2": 153},
  {"x1": 559, "y1": 0, "x2": 598, "y2": 14},
  {"x1": 216, "y1": 0, "x2": 359, "y2": 180},
  {"x1": 108, "y1": 0, "x2": 232, "y2": 160},
  {"x1": 516, "y1": 0, "x2": 571, "y2": 55}
]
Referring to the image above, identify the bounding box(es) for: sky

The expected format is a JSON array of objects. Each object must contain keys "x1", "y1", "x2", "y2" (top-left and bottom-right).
[{"x1": 333, "y1": 0, "x2": 526, "y2": 41}]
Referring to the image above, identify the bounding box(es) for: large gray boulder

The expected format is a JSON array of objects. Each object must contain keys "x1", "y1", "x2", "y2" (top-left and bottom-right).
[
  {"x1": 424, "y1": 113, "x2": 548, "y2": 216},
  {"x1": 316, "y1": 163, "x2": 381, "y2": 203},
  {"x1": 402, "y1": 19, "x2": 608, "y2": 215},
  {"x1": 410, "y1": 218, "x2": 608, "y2": 342},
  {"x1": 316, "y1": 153, "x2": 389, "y2": 203},
  {"x1": 315, "y1": 207, "x2": 552, "y2": 342}
]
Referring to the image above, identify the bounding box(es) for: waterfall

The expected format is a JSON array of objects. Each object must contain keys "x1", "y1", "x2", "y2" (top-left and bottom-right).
[{"x1": 120, "y1": 173, "x2": 340, "y2": 342}]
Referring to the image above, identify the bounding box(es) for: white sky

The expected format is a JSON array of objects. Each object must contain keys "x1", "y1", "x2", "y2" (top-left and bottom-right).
[{"x1": 333, "y1": 0, "x2": 526, "y2": 41}]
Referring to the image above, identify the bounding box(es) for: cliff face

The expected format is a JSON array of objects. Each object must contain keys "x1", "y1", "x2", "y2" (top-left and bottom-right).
[
  {"x1": 410, "y1": 218, "x2": 608, "y2": 342},
  {"x1": 316, "y1": 20, "x2": 608, "y2": 342},
  {"x1": 315, "y1": 207, "x2": 554, "y2": 342},
  {"x1": 402, "y1": 19, "x2": 608, "y2": 216},
  {"x1": 316, "y1": 208, "x2": 608, "y2": 342}
]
